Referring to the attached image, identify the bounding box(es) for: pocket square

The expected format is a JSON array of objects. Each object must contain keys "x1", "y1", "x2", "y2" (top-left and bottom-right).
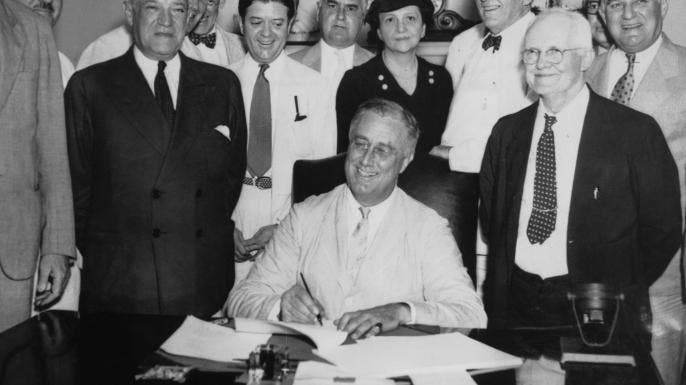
[{"x1": 214, "y1": 125, "x2": 231, "y2": 141}]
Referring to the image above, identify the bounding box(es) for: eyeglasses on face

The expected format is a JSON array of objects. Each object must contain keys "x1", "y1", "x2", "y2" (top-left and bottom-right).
[{"x1": 522, "y1": 47, "x2": 586, "y2": 64}]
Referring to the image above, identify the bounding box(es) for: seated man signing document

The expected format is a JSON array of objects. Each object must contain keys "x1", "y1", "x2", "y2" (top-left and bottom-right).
[{"x1": 226, "y1": 99, "x2": 487, "y2": 339}]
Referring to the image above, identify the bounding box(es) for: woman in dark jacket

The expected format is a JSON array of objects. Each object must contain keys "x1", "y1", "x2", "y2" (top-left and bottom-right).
[{"x1": 336, "y1": 0, "x2": 453, "y2": 154}]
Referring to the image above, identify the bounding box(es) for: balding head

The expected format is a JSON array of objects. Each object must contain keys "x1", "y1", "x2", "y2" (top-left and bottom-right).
[{"x1": 523, "y1": 8, "x2": 594, "y2": 111}]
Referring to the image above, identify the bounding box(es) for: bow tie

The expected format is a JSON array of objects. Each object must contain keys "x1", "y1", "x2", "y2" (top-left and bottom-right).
[
  {"x1": 188, "y1": 32, "x2": 216, "y2": 48},
  {"x1": 482, "y1": 33, "x2": 502, "y2": 52}
]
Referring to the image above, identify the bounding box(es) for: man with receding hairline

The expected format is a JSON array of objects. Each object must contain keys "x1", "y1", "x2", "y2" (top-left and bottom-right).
[
  {"x1": 480, "y1": 9, "x2": 680, "y2": 370},
  {"x1": 290, "y1": 0, "x2": 373, "y2": 95},
  {"x1": 227, "y1": 98, "x2": 485, "y2": 339},
  {"x1": 587, "y1": 0, "x2": 686, "y2": 382},
  {"x1": 65, "y1": 0, "x2": 246, "y2": 316}
]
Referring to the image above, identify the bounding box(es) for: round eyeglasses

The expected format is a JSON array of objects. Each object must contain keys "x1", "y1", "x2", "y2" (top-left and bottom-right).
[{"x1": 522, "y1": 47, "x2": 586, "y2": 65}]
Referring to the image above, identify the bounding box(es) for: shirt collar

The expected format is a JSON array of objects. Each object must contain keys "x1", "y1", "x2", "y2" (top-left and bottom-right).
[
  {"x1": 244, "y1": 50, "x2": 286, "y2": 81},
  {"x1": 611, "y1": 34, "x2": 662, "y2": 68},
  {"x1": 133, "y1": 45, "x2": 181, "y2": 83},
  {"x1": 320, "y1": 39, "x2": 355, "y2": 58},
  {"x1": 344, "y1": 184, "x2": 397, "y2": 222},
  {"x1": 538, "y1": 84, "x2": 590, "y2": 124}
]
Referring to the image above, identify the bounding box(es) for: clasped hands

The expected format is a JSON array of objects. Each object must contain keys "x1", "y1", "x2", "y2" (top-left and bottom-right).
[{"x1": 280, "y1": 284, "x2": 411, "y2": 340}]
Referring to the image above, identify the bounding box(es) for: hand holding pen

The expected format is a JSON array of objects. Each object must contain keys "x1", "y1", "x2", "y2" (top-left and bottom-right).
[{"x1": 278, "y1": 273, "x2": 325, "y2": 325}]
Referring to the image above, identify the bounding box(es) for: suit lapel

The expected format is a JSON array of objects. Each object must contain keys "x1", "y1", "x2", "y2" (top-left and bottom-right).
[
  {"x1": 0, "y1": 3, "x2": 24, "y2": 111},
  {"x1": 301, "y1": 42, "x2": 322, "y2": 72},
  {"x1": 567, "y1": 91, "x2": 607, "y2": 278},
  {"x1": 157, "y1": 54, "x2": 209, "y2": 181},
  {"x1": 632, "y1": 37, "x2": 678, "y2": 115},
  {"x1": 106, "y1": 49, "x2": 171, "y2": 154},
  {"x1": 587, "y1": 50, "x2": 611, "y2": 96},
  {"x1": 505, "y1": 103, "x2": 537, "y2": 263},
  {"x1": 352, "y1": 45, "x2": 371, "y2": 67}
]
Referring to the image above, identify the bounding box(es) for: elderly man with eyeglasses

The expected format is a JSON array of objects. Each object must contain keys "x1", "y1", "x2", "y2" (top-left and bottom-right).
[{"x1": 480, "y1": 8, "x2": 680, "y2": 380}]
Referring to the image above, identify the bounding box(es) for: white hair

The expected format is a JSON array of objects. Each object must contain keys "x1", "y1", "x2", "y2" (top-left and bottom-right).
[{"x1": 528, "y1": 7, "x2": 593, "y2": 50}]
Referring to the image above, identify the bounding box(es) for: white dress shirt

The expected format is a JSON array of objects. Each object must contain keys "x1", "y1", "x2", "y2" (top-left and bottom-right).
[
  {"x1": 515, "y1": 86, "x2": 590, "y2": 279},
  {"x1": 193, "y1": 26, "x2": 228, "y2": 66},
  {"x1": 605, "y1": 35, "x2": 662, "y2": 98},
  {"x1": 320, "y1": 40, "x2": 355, "y2": 83},
  {"x1": 442, "y1": 12, "x2": 537, "y2": 173},
  {"x1": 133, "y1": 47, "x2": 181, "y2": 108}
]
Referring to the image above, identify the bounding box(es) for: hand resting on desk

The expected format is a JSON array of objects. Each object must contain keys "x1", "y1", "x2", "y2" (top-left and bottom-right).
[{"x1": 334, "y1": 303, "x2": 411, "y2": 340}]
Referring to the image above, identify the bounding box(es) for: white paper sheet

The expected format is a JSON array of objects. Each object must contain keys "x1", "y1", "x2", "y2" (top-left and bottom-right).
[
  {"x1": 315, "y1": 332, "x2": 522, "y2": 378},
  {"x1": 294, "y1": 361, "x2": 394, "y2": 385},
  {"x1": 160, "y1": 316, "x2": 270, "y2": 362},
  {"x1": 410, "y1": 369, "x2": 477, "y2": 385},
  {"x1": 234, "y1": 317, "x2": 347, "y2": 352}
]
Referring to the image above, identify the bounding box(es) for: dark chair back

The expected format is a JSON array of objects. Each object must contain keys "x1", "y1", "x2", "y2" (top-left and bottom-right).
[{"x1": 292, "y1": 153, "x2": 478, "y2": 284}]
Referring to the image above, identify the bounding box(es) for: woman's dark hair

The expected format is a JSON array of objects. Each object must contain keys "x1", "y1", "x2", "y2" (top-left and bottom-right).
[{"x1": 365, "y1": 0, "x2": 434, "y2": 50}]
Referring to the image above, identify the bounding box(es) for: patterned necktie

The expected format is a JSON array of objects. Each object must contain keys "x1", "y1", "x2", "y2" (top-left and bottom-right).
[
  {"x1": 154, "y1": 61, "x2": 174, "y2": 125},
  {"x1": 348, "y1": 207, "x2": 371, "y2": 274},
  {"x1": 188, "y1": 32, "x2": 217, "y2": 48},
  {"x1": 248, "y1": 64, "x2": 272, "y2": 177},
  {"x1": 527, "y1": 114, "x2": 557, "y2": 245},
  {"x1": 611, "y1": 53, "x2": 636, "y2": 105},
  {"x1": 482, "y1": 33, "x2": 502, "y2": 53}
]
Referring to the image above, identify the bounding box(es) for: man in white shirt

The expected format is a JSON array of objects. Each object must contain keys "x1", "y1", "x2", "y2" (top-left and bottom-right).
[
  {"x1": 481, "y1": 12, "x2": 680, "y2": 384},
  {"x1": 76, "y1": 0, "x2": 244, "y2": 70},
  {"x1": 587, "y1": 0, "x2": 686, "y2": 383},
  {"x1": 230, "y1": 0, "x2": 336, "y2": 283},
  {"x1": 227, "y1": 98, "x2": 486, "y2": 338},
  {"x1": 290, "y1": 0, "x2": 374, "y2": 96},
  {"x1": 430, "y1": 0, "x2": 538, "y2": 291},
  {"x1": 185, "y1": 0, "x2": 245, "y2": 65}
]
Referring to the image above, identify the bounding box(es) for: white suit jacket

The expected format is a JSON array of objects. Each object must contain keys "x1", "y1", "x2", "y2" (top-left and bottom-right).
[{"x1": 227, "y1": 184, "x2": 487, "y2": 328}]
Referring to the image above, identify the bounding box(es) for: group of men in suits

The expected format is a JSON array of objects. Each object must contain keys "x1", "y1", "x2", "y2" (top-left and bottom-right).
[{"x1": 2, "y1": 0, "x2": 685, "y2": 382}]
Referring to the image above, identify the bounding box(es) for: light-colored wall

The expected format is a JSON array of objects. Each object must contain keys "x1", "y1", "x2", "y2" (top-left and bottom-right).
[
  {"x1": 53, "y1": 0, "x2": 686, "y2": 65},
  {"x1": 55, "y1": 0, "x2": 125, "y2": 63},
  {"x1": 664, "y1": 0, "x2": 686, "y2": 46}
]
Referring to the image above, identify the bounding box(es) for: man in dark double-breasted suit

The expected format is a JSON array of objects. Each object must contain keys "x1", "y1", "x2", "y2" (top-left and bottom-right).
[
  {"x1": 480, "y1": 9, "x2": 681, "y2": 343},
  {"x1": 65, "y1": 0, "x2": 247, "y2": 317}
]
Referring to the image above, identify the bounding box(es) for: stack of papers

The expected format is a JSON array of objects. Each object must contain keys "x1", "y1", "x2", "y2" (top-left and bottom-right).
[
  {"x1": 234, "y1": 317, "x2": 348, "y2": 352},
  {"x1": 160, "y1": 316, "x2": 269, "y2": 362},
  {"x1": 315, "y1": 332, "x2": 522, "y2": 378}
]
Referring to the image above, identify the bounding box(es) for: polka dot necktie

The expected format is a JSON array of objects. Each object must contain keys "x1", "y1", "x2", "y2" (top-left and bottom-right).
[
  {"x1": 610, "y1": 53, "x2": 636, "y2": 105},
  {"x1": 527, "y1": 114, "x2": 557, "y2": 245}
]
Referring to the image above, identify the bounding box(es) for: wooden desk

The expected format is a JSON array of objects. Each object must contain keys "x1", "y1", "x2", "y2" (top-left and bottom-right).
[{"x1": 0, "y1": 311, "x2": 662, "y2": 385}]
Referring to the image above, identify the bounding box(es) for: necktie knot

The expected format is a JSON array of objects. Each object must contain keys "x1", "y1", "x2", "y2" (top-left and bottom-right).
[
  {"x1": 482, "y1": 33, "x2": 502, "y2": 52},
  {"x1": 258, "y1": 64, "x2": 270, "y2": 80},
  {"x1": 544, "y1": 114, "x2": 557, "y2": 130},
  {"x1": 157, "y1": 60, "x2": 167, "y2": 72},
  {"x1": 611, "y1": 52, "x2": 637, "y2": 105},
  {"x1": 188, "y1": 31, "x2": 217, "y2": 48},
  {"x1": 626, "y1": 53, "x2": 636, "y2": 69},
  {"x1": 359, "y1": 207, "x2": 370, "y2": 220}
]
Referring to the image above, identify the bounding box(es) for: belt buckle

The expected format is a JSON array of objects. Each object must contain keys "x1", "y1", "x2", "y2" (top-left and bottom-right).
[{"x1": 243, "y1": 175, "x2": 272, "y2": 190}]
